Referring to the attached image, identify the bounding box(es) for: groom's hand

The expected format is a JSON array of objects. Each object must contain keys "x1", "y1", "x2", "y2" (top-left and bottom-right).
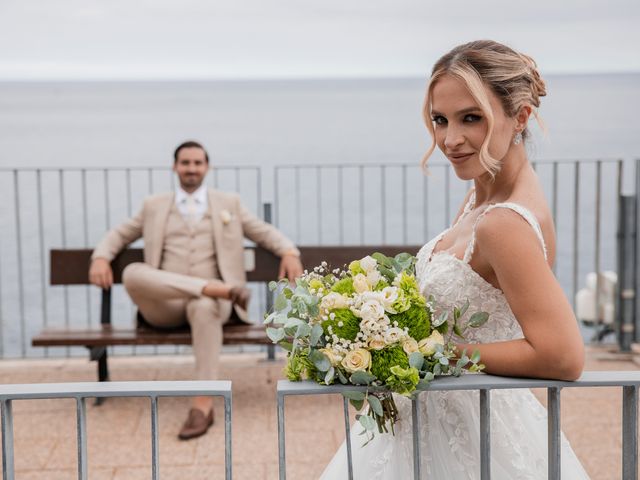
[
  {"x1": 89, "y1": 258, "x2": 114, "y2": 289},
  {"x1": 278, "y1": 253, "x2": 303, "y2": 284}
]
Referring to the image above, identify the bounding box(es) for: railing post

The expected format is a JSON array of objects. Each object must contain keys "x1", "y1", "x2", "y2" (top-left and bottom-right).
[
  {"x1": 76, "y1": 397, "x2": 88, "y2": 480},
  {"x1": 342, "y1": 397, "x2": 354, "y2": 480},
  {"x1": 547, "y1": 387, "x2": 561, "y2": 480},
  {"x1": 224, "y1": 391, "x2": 233, "y2": 480},
  {"x1": 1, "y1": 399, "x2": 14, "y2": 480},
  {"x1": 479, "y1": 389, "x2": 491, "y2": 480},
  {"x1": 411, "y1": 396, "x2": 422, "y2": 479},
  {"x1": 277, "y1": 391, "x2": 286, "y2": 480},
  {"x1": 618, "y1": 194, "x2": 636, "y2": 351},
  {"x1": 622, "y1": 385, "x2": 638, "y2": 480},
  {"x1": 150, "y1": 396, "x2": 159, "y2": 480},
  {"x1": 264, "y1": 202, "x2": 276, "y2": 361}
]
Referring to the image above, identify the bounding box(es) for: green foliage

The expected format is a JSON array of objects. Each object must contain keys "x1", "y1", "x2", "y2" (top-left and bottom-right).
[
  {"x1": 386, "y1": 366, "x2": 420, "y2": 396},
  {"x1": 370, "y1": 346, "x2": 409, "y2": 383},
  {"x1": 389, "y1": 304, "x2": 431, "y2": 341},
  {"x1": 331, "y1": 277, "x2": 355, "y2": 295},
  {"x1": 321, "y1": 308, "x2": 360, "y2": 341},
  {"x1": 284, "y1": 351, "x2": 317, "y2": 381}
]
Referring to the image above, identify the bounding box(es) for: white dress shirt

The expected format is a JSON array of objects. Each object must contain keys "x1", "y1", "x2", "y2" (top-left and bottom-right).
[{"x1": 175, "y1": 184, "x2": 208, "y2": 225}]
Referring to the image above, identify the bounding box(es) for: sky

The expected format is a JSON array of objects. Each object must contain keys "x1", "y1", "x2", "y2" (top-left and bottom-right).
[{"x1": 0, "y1": 0, "x2": 639, "y2": 80}]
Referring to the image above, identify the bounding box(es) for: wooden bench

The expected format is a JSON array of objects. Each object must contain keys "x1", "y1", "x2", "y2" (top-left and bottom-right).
[{"x1": 32, "y1": 245, "x2": 420, "y2": 383}]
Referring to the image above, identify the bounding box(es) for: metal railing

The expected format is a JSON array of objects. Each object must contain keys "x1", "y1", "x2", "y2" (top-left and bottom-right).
[
  {"x1": 0, "y1": 159, "x2": 629, "y2": 358},
  {"x1": 0, "y1": 380, "x2": 232, "y2": 480},
  {"x1": 277, "y1": 371, "x2": 640, "y2": 480}
]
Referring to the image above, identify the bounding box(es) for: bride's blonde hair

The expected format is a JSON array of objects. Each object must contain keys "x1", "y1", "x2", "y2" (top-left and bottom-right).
[{"x1": 422, "y1": 40, "x2": 547, "y2": 177}]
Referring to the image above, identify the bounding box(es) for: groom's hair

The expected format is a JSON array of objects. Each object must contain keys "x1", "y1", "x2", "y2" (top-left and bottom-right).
[{"x1": 174, "y1": 140, "x2": 209, "y2": 164}]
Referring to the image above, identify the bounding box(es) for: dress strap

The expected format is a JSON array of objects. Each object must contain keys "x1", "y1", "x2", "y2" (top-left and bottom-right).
[
  {"x1": 452, "y1": 188, "x2": 476, "y2": 228},
  {"x1": 462, "y1": 202, "x2": 548, "y2": 263}
]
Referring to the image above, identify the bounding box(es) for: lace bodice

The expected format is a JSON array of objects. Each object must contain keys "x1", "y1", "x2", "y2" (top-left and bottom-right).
[{"x1": 415, "y1": 190, "x2": 548, "y2": 344}]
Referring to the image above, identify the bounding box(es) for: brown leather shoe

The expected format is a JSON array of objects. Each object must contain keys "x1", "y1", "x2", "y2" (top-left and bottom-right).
[{"x1": 178, "y1": 408, "x2": 214, "y2": 440}]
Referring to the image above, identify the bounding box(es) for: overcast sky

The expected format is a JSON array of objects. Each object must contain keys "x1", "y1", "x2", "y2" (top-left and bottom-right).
[{"x1": 1, "y1": 0, "x2": 639, "y2": 80}]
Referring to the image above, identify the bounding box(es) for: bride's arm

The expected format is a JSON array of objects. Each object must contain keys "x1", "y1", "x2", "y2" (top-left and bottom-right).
[{"x1": 455, "y1": 210, "x2": 585, "y2": 381}]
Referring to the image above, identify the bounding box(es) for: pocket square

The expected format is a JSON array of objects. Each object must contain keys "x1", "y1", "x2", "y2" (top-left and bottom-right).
[{"x1": 220, "y1": 209, "x2": 233, "y2": 225}]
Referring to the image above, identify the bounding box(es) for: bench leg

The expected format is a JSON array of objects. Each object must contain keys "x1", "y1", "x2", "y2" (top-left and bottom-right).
[
  {"x1": 267, "y1": 344, "x2": 275, "y2": 361},
  {"x1": 89, "y1": 347, "x2": 109, "y2": 405}
]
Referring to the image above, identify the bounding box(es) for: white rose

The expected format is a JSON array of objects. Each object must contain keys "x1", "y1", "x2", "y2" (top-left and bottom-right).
[
  {"x1": 380, "y1": 286, "x2": 399, "y2": 311},
  {"x1": 383, "y1": 327, "x2": 406, "y2": 345},
  {"x1": 353, "y1": 273, "x2": 370, "y2": 294},
  {"x1": 402, "y1": 338, "x2": 419, "y2": 354},
  {"x1": 360, "y1": 256, "x2": 377, "y2": 273},
  {"x1": 366, "y1": 270, "x2": 382, "y2": 287},
  {"x1": 320, "y1": 347, "x2": 343, "y2": 367},
  {"x1": 359, "y1": 300, "x2": 386, "y2": 324},
  {"x1": 418, "y1": 330, "x2": 445, "y2": 356},
  {"x1": 341, "y1": 348, "x2": 372, "y2": 373},
  {"x1": 368, "y1": 337, "x2": 386, "y2": 350},
  {"x1": 321, "y1": 292, "x2": 348, "y2": 311}
]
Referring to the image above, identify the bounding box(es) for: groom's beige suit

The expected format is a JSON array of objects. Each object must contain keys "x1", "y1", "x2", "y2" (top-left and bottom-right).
[{"x1": 92, "y1": 188, "x2": 298, "y2": 380}]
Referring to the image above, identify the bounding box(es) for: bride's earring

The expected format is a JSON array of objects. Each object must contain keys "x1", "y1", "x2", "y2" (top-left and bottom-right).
[{"x1": 513, "y1": 131, "x2": 523, "y2": 145}]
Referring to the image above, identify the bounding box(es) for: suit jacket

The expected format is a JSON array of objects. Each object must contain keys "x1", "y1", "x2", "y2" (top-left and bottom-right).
[{"x1": 92, "y1": 188, "x2": 299, "y2": 323}]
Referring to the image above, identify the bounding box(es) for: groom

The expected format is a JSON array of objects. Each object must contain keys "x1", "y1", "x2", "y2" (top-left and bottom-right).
[{"x1": 89, "y1": 140, "x2": 303, "y2": 439}]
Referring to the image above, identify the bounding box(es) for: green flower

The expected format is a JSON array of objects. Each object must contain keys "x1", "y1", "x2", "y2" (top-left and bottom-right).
[
  {"x1": 331, "y1": 277, "x2": 355, "y2": 295},
  {"x1": 386, "y1": 365, "x2": 420, "y2": 396},
  {"x1": 348, "y1": 260, "x2": 365, "y2": 276},
  {"x1": 321, "y1": 308, "x2": 360, "y2": 341},
  {"x1": 309, "y1": 279, "x2": 324, "y2": 291},
  {"x1": 389, "y1": 304, "x2": 431, "y2": 341},
  {"x1": 370, "y1": 346, "x2": 409, "y2": 383}
]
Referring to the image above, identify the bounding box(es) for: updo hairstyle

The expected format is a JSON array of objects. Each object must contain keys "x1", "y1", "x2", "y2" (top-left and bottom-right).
[{"x1": 422, "y1": 40, "x2": 547, "y2": 176}]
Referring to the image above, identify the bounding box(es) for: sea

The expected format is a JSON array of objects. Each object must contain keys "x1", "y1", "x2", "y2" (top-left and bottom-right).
[{"x1": 0, "y1": 74, "x2": 638, "y2": 357}]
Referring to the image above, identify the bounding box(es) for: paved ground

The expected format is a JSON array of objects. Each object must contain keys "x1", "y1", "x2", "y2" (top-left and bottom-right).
[{"x1": 0, "y1": 346, "x2": 636, "y2": 479}]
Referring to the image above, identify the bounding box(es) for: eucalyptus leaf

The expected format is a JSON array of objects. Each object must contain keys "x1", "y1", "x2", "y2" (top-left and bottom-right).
[
  {"x1": 432, "y1": 311, "x2": 449, "y2": 328},
  {"x1": 350, "y1": 370, "x2": 376, "y2": 385},
  {"x1": 295, "y1": 323, "x2": 312, "y2": 339},
  {"x1": 284, "y1": 317, "x2": 305, "y2": 329},
  {"x1": 350, "y1": 398, "x2": 365, "y2": 411},
  {"x1": 409, "y1": 351, "x2": 424, "y2": 370},
  {"x1": 268, "y1": 281, "x2": 278, "y2": 292},
  {"x1": 433, "y1": 363, "x2": 442, "y2": 376},
  {"x1": 274, "y1": 293, "x2": 288, "y2": 311},
  {"x1": 417, "y1": 378, "x2": 432, "y2": 390},
  {"x1": 324, "y1": 367, "x2": 335, "y2": 385},
  {"x1": 337, "y1": 370, "x2": 349, "y2": 384},
  {"x1": 468, "y1": 312, "x2": 489, "y2": 328},
  {"x1": 422, "y1": 371, "x2": 435, "y2": 381},
  {"x1": 308, "y1": 349, "x2": 331, "y2": 372},
  {"x1": 263, "y1": 312, "x2": 276, "y2": 325},
  {"x1": 453, "y1": 306, "x2": 461, "y2": 321},
  {"x1": 459, "y1": 299, "x2": 470, "y2": 317},
  {"x1": 310, "y1": 324, "x2": 324, "y2": 346},
  {"x1": 438, "y1": 356, "x2": 449, "y2": 366},
  {"x1": 342, "y1": 391, "x2": 366, "y2": 401},
  {"x1": 358, "y1": 414, "x2": 377, "y2": 431},
  {"x1": 266, "y1": 327, "x2": 285, "y2": 343},
  {"x1": 453, "y1": 324, "x2": 464, "y2": 338},
  {"x1": 367, "y1": 395, "x2": 384, "y2": 417},
  {"x1": 470, "y1": 349, "x2": 482, "y2": 364},
  {"x1": 279, "y1": 341, "x2": 294, "y2": 352}
]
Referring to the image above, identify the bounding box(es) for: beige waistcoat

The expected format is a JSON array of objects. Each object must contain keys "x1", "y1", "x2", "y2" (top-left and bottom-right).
[{"x1": 160, "y1": 204, "x2": 220, "y2": 280}]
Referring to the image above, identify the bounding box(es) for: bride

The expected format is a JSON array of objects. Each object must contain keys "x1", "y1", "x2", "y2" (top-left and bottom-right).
[{"x1": 320, "y1": 40, "x2": 590, "y2": 479}]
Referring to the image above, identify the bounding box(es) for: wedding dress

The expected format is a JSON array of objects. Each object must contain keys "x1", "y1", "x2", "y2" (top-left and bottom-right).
[{"x1": 320, "y1": 192, "x2": 590, "y2": 479}]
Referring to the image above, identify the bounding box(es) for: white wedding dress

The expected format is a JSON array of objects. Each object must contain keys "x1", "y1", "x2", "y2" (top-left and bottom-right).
[{"x1": 320, "y1": 193, "x2": 590, "y2": 479}]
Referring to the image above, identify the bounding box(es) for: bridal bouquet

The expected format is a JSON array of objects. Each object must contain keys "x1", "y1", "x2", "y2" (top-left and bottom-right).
[{"x1": 265, "y1": 252, "x2": 487, "y2": 442}]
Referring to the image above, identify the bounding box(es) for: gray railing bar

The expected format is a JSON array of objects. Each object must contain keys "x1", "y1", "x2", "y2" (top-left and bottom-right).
[
  {"x1": 278, "y1": 371, "x2": 640, "y2": 393},
  {"x1": 338, "y1": 166, "x2": 344, "y2": 244},
  {"x1": 572, "y1": 162, "x2": 580, "y2": 310},
  {"x1": 342, "y1": 396, "x2": 354, "y2": 480},
  {"x1": 480, "y1": 389, "x2": 491, "y2": 480},
  {"x1": 594, "y1": 161, "x2": 602, "y2": 324},
  {"x1": 81, "y1": 169, "x2": 92, "y2": 327},
  {"x1": 359, "y1": 166, "x2": 364, "y2": 243},
  {"x1": 622, "y1": 385, "x2": 638, "y2": 480},
  {"x1": 151, "y1": 396, "x2": 159, "y2": 480},
  {"x1": 256, "y1": 167, "x2": 263, "y2": 217},
  {"x1": 103, "y1": 169, "x2": 111, "y2": 228},
  {"x1": 13, "y1": 171, "x2": 26, "y2": 357},
  {"x1": 59, "y1": 171, "x2": 70, "y2": 354},
  {"x1": 0, "y1": 165, "x2": 262, "y2": 172},
  {"x1": 402, "y1": 165, "x2": 408, "y2": 245},
  {"x1": 277, "y1": 391, "x2": 286, "y2": 480},
  {"x1": 36, "y1": 170, "x2": 48, "y2": 336},
  {"x1": 547, "y1": 387, "x2": 561, "y2": 480},
  {"x1": 0, "y1": 243, "x2": 4, "y2": 357},
  {"x1": 1, "y1": 399, "x2": 14, "y2": 480},
  {"x1": 312, "y1": 167, "x2": 320, "y2": 239},
  {"x1": 381, "y1": 165, "x2": 387, "y2": 244},
  {"x1": 76, "y1": 397, "x2": 88, "y2": 480},
  {"x1": 224, "y1": 391, "x2": 233, "y2": 480},
  {"x1": 411, "y1": 396, "x2": 421, "y2": 479},
  {"x1": 295, "y1": 167, "x2": 301, "y2": 242}
]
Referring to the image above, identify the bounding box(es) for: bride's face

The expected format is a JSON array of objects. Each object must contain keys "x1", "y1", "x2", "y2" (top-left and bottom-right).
[{"x1": 430, "y1": 74, "x2": 516, "y2": 180}]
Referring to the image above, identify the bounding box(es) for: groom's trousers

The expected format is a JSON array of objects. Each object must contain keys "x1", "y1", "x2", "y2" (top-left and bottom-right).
[{"x1": 121, "y1": 262, "x2": 232, "y2": 380}]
